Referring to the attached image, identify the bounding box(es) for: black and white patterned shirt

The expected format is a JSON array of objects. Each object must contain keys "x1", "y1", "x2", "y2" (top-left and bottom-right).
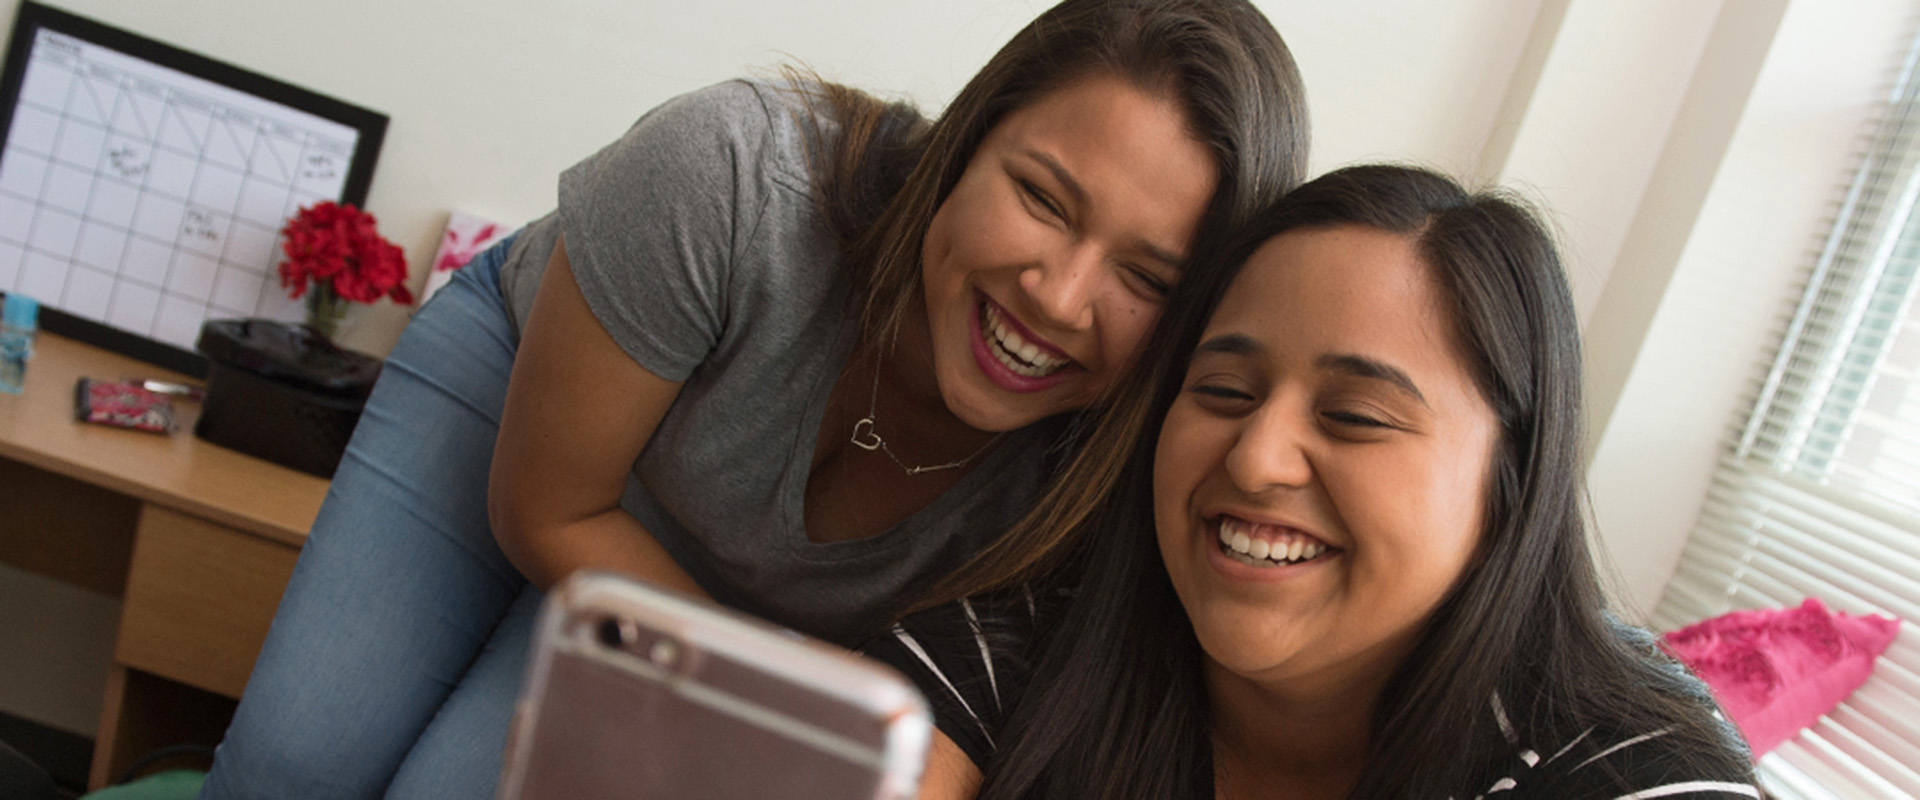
[{"x1": 863, "y1": 598, "x2": 1758, "y2": 799}]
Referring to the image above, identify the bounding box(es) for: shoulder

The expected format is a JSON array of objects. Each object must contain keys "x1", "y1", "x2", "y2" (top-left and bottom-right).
[
  {"x1": 860, "y1": 588, "x2": 1058, "y2": 770},
  {"x1": 1472, "y1": 699, "x2": 1757, "y2": 799},
  {"x1": 664, "y1": 79, "x2": 825, "y2": 162},
  {"x1": 551, "y1": 78, "x2": 844, "y2": 378}
]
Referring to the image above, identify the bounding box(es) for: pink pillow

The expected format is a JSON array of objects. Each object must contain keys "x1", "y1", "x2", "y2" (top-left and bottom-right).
[{"x1": 1663, "y1": 598, "x2": 1901, "y2": 757}]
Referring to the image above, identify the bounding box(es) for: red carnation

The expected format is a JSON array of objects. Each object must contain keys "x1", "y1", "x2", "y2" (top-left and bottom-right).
[{"x1": 278, "y1": 201, "x2": 412, "y2": 339}]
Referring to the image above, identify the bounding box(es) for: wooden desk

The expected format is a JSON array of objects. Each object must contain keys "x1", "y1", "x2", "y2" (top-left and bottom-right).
[{"x1": 0, "y1": 332, "x2": 328, "y2": 788}]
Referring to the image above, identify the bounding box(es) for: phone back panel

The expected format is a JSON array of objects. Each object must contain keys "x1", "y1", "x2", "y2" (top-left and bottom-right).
[{"x1": 498, "y1": 573, "x2": 929, "y2": 800}]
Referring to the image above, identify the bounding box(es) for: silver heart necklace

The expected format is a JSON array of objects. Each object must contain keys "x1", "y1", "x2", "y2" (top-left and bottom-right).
[{"x1": 851, "y1": 353, "x2": 1002, "y2": 475}]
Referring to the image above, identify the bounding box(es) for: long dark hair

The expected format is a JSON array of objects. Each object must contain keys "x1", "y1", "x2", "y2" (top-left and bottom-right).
[
  {"x1": 787, "y1": 0, "x2": 1311, "y2": 612},
  {"x1": 976, "y1": 165, "x2": 1752, "y2": 797}
]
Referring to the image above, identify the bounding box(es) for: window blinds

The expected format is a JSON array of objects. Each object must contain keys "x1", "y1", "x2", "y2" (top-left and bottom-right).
[{"x1": 1649, "y1": 25, "x2": 1920, "y2": 800}]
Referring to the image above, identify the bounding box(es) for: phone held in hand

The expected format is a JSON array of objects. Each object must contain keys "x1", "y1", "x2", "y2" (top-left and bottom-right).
[{"x1": 497, "y1": 572, "x2": 932, "y2": 800}]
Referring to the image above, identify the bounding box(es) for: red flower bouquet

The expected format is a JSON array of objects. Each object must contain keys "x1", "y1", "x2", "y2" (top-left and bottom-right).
[{"x1": 278, "y1": 201, "x2": 412, "y2": 339}]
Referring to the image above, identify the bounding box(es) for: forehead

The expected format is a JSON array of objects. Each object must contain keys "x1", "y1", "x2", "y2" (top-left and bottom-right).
[
  {"x1": 981, "y1": 73, "x2": 1216, "y2": 187},
  {"x1": 991, "y1": 72, "x2": 1192, "y2": 138},
  {"x1": 1204, "y1": 225, "x2": 1469, "y2": 381}
]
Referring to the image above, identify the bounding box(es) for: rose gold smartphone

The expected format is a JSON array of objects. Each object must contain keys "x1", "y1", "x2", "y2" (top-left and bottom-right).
[{"x1": 497, "y1": 572, "x2": 931, "y2": 800}]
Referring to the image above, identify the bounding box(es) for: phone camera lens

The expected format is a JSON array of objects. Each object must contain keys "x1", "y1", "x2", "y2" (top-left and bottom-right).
[{"x1": 597, "y1": 617, "x2": 630, "y2": 648}]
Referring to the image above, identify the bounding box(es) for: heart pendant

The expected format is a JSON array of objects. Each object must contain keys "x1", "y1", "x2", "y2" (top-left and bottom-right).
[{"x1": 850, "y1": 418, "x2": 884, "y2": 451}]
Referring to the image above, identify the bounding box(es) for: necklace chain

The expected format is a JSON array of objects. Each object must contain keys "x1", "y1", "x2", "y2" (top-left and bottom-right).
[{"x1": 850, "y1": 355, "x2": 1001, "y2": 476}]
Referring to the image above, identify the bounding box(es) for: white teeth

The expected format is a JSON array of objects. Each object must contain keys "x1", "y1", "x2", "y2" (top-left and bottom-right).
[
  {"x1": 1214, "y1": 517, "x2": 1331, "y2": 568},
  {"x1": 982, "y1": 302, "x2": 1069, "y2": 378}
]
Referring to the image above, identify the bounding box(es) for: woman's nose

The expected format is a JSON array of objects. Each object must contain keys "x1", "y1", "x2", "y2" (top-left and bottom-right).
[
  {"x1": 1018, "y1": 243, "x2": 1101, "y2": 331},
  {"x1": 1223, "y1": 406, "x2": 1313, "y2": 493}
]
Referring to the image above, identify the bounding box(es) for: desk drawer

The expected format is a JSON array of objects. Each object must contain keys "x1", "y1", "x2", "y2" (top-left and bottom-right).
[{"x1": 116, "y1": 505, "x2": 300, "y2": 699}]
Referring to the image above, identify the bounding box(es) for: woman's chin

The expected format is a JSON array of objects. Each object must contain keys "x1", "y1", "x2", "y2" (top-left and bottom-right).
[
  {"x1": 1184, "y1": 604, "x2": 1311, "y2": 680},
  {"x1": 939, "y1": 368, "x2": 1078, "y2": 433}
]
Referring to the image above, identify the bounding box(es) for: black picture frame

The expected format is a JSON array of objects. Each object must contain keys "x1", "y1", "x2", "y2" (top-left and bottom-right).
[{"x1": 0, "y1": 2, "x2": 387, "y2": 377}]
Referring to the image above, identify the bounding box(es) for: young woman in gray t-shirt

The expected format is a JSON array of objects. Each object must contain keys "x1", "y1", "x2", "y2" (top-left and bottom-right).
[{"x1": 204, "y1": 2, "x2": 1309, "y2": 797}]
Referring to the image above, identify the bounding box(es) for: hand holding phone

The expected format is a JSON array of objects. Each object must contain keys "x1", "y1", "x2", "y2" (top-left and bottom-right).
[{"x1": 498, "y1": 572, "x2": 931, "y2": 799}]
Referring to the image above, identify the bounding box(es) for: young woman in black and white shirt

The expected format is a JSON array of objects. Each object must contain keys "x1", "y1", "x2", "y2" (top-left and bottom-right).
[{"x1": 867, "y1": 165, "x2": 1757, "y2": 799}]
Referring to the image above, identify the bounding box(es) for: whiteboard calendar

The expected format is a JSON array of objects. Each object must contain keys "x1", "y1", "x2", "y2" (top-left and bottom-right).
[{"x1": 0, "y1": 2, "x2": 386, "y2": 373}]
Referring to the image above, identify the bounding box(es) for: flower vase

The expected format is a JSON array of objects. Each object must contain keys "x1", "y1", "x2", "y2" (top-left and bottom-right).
[{"x1": 305, "y1": 284, "x2": 349, "y2": 342}]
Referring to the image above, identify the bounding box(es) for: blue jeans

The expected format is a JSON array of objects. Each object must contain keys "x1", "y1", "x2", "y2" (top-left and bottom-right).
[{"x1": 200, "y1": 237, "x2": 540, "y2": 799}]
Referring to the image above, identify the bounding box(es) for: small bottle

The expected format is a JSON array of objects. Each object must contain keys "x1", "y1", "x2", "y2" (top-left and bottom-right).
[{"x1": 0, "y1": 293, "x2": 39, "y2": 395}]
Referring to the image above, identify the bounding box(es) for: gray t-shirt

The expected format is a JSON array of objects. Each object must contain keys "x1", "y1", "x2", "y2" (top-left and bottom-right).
[{"x1": 498, "y1": 80, "x2": 1061, "y2": 647}]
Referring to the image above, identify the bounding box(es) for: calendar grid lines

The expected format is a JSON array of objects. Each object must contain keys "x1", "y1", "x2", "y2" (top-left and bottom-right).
[
  {"x1": 1, "y1": 21, "x2": 366, "y2": 353},
  {"x1": 59, "y1": 67, "x2": 120, "y2": 321},
  {"x1": 97, "y1": 64, "x2": 136, "y2": 324},
  {"x1": 13, "y1": 47, "x2": 82, "y2": 309}
]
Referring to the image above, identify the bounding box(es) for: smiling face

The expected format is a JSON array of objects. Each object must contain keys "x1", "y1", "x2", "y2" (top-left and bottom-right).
[
  {"x1": 919, "y1": 73, "x2": 1217, "y2": 432},
  {"x1": 1153, "y1": 224, "x2": 1501, "y2": 698}
]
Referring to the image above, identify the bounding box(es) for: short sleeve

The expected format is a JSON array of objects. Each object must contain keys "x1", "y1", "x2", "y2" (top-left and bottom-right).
[
  {"x1": 558, "y1": 80, "x2": 790, "y2": 381},
  {"x1": 860, "y1": 592, "x2": 1054, "y2": 770}
]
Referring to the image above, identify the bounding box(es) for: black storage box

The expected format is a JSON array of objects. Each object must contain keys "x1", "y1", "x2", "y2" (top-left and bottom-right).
[{"x1": 194, "y1": 319, "x2": 382, "y2": 478}]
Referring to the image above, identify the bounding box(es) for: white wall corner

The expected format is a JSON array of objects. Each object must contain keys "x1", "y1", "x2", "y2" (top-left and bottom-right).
[
  {"x1": 1474, "y1": 0, "x2": 1569, "y2": 187},
  {"x1": 1484, "y1": 0, "x2": 1727, "y2": 325},
  {"x1": 1582, "y1": 0, "x2": 1790, "y2": 619}
]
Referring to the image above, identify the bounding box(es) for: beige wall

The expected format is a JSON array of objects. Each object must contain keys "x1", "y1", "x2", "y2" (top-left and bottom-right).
[
  {"x1": 0, "y1": 0, "x2": 1550, "y2": 356},
  {"x1": 1, "y1": 0, "x2": 1910, "y2": 734}
]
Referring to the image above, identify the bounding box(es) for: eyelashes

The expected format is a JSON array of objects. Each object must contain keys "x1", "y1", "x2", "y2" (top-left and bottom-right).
[
  {"x1": 1185, "y1": 382, "x2": 1401, "y2": 433},
  {"x1": 1321, "y1": 411, "x2": 1391, "y2": 429},
  {"x1": 1191, "y1": 383, "x2": 1253, "y2": 402},
  {"x1": 1018, "y1": 179, "x2": 1064, "y2": 220},
  {"x1": 1125, "y1": 264, "x2": 1171, "y2": 297}
]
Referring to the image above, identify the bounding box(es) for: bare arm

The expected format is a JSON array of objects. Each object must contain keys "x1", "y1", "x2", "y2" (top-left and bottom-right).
[
  {"x1": 488, "y1": 237, "x2": 705, "y2": 596},
  {"x1": 917, "y1": 731, "x2": 984, "y2": 800}
]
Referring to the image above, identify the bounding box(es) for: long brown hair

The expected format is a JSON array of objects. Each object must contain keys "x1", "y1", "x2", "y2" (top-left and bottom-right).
[{"x1": 798, "y1": 0, "x2": 1311, "y2": 611}]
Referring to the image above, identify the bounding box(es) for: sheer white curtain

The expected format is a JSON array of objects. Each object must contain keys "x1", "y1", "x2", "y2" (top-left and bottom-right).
[{"x1": 1650, "y1": 26, "x2": 1920, "y2": 800}]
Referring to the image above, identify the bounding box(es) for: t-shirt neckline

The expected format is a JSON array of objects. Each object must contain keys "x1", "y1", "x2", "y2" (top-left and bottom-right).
[{"x1": 784, "y1": 317, "x2": 1046, "y2": 557}]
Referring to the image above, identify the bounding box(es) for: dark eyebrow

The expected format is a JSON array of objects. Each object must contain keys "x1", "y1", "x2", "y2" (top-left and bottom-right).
[
  {"x1": 1193, "y1": 333, "x2": 1262, "y2": 359},
  {"x1": 1318, "y1": 354, "x2": 1428, "y2": 407},
  {"x1": 1022, "y1": 149, "x2": 1190, "y2": 268},
  {"x1": 1132, "y1": 238, "x2": 1185, "y2": 270}
]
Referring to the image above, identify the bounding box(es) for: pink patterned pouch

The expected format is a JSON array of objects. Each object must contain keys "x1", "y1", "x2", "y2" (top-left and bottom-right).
[{"x1": 73, "y1": 378, "x2": 175, "y2": 434}]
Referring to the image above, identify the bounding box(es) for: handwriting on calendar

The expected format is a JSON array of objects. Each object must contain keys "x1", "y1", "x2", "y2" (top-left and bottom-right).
[
  {"x1": 106, "y1": 143, "x2": 148, "y2": 180},
  {"x1": 181, "y1": 208, "x2": 222, "y2": 246},
  {"x1": 301, "y1": 153, "x2": 340, "y2": 182}
]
